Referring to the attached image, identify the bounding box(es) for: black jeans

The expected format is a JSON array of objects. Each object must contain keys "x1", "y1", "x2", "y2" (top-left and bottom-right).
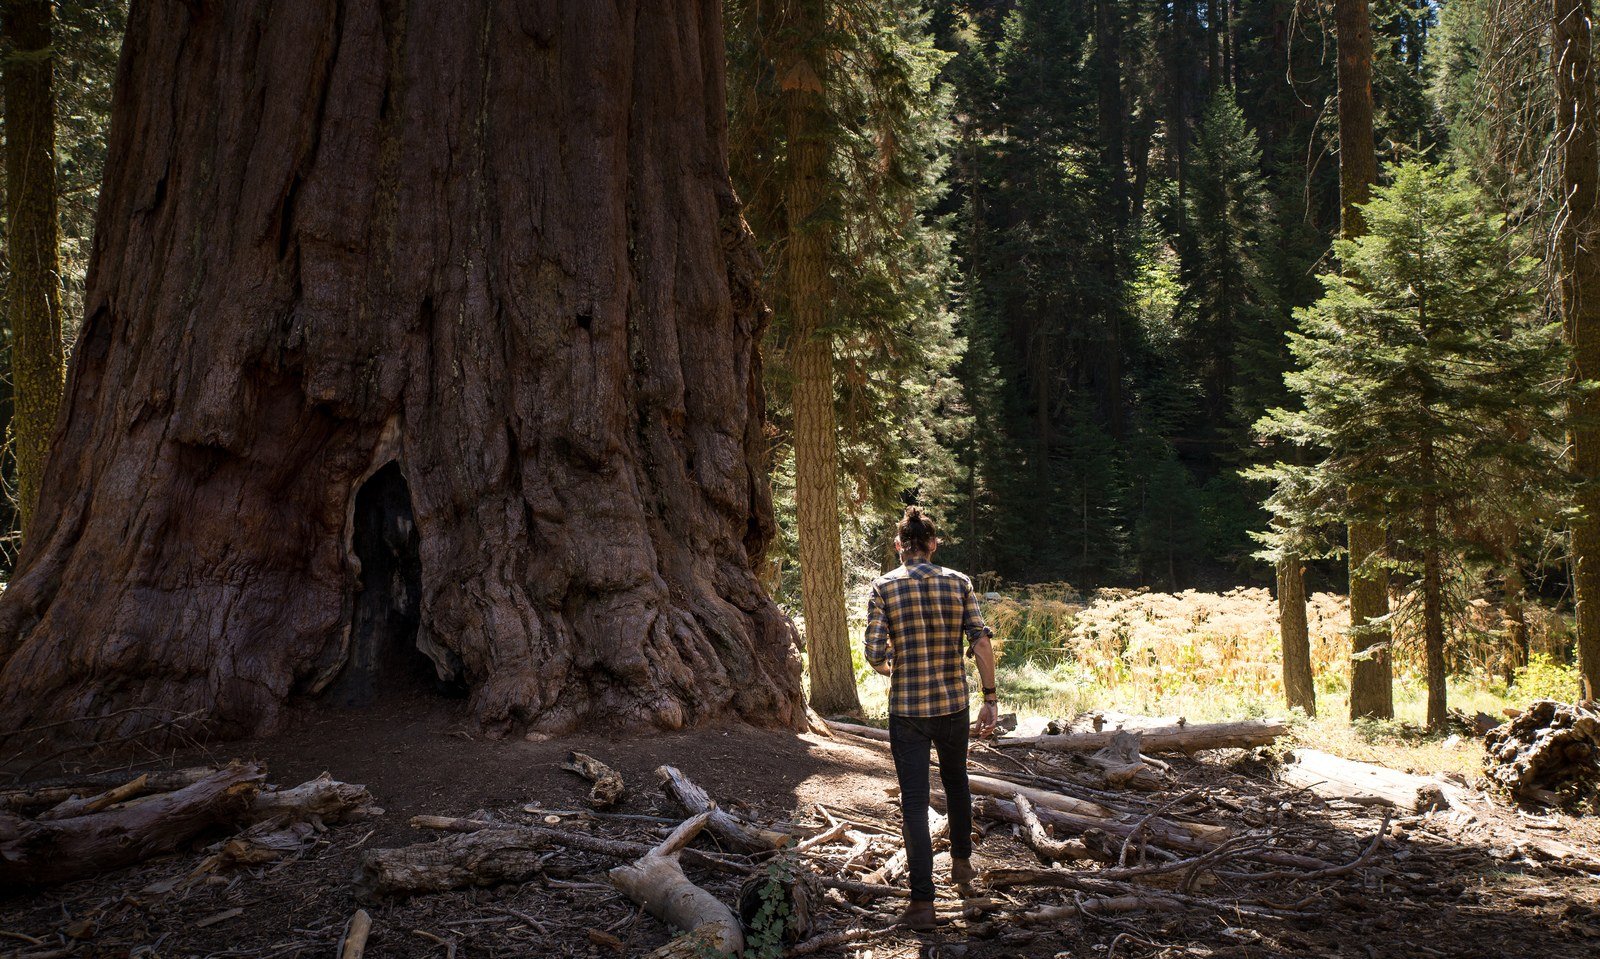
[{"x1": 888, "y1": 710, "x2": 973, "y2": 902}]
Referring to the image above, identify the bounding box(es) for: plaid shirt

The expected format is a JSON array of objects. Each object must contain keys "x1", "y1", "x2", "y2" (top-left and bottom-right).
[{"x1": 864, "y1": 560, "x2": 987, "y2": 718}]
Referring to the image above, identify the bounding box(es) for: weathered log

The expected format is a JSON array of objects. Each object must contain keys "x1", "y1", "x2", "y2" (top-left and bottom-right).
[
  {"x1": 1013, "y1": 793, "x2": 1086, "y2": 863},
  {"x1": 609, "y1": 813, "x2": 744, "y2": 957},
  {"x1": 824, "y1": 720, "x2": 890, "y2": 742},
  {"x1": 37, "y1": 774, "x2": 150, "y2": 821},
  {"x1": 408, "y1": 815, "x2": 749, "y2": 875},
  {"x1": 1000, "y1": 718, "x2": 1288, "y2": 754},
  {"x1": 1083, "y1": 731, "x2": 1164, "y2": 790},
  {"x1": 1278, "y1": 748, "x2": 1451, "y2": 812},
  {"x1": 564, "y1": 752, "x2": 625, "y2": 809},
  {"x1": 737, "y1": 864, "x2": 821, "y2": 946},
  {"x1": 338, "y1": 910, "x2": 372, "y2": 959},
  {"x1": 966, "y1": 774, "x2": 1229, "y2": 846},
  {"x1": 252, "y1": 774, "x2": 383, "y2": 824},
  {"x1": 973, "y1": 797, "x2": 1300, "y2": 864},
  {"x1": 0, "y1": 763, "x2": 264, "y2": 887},
  {"x1": 355, "y1": 828, "x2": 549, "y2": 900},
  {"x1": 656, "y1": 765, "x2": 789, "y2": 853},
  {"x1": 864, "y1": 808, "x2": 946, "y2": 888},
  {"x1": 0, "y1": 766, "x2": 222, "y2": 813}
]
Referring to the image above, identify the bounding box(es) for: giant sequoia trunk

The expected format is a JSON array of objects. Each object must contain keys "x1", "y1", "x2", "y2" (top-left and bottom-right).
[
  {"x1": 0, "y1": 0, "x2": 805, "y2": 740},
  {"x1": 1333, "y1": 0, "x2": 1393, "y2": 720},
  {"x1": 1553, "y1": 0, "x2": 1600, "y2": 701}
]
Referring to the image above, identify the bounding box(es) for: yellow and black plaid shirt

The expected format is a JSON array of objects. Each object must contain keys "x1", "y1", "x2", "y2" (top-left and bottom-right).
[{"x1": 864, "y1": 560, "x2": 987, "y2": 718}]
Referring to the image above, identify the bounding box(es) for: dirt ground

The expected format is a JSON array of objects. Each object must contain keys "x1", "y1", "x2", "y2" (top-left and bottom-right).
[{"x1": 4, "y1": 696, "x2": 1600, "y2": 959}]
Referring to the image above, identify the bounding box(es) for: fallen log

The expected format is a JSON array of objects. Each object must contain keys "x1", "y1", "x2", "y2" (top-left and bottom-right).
[
  {"x1": 609, "y1": 813, "x2": 744, "y2": 957},
  {"x1": 356, "y1": 828, "x2": 549, "y2": 900},
  {"x1": 1013, "y1": 793, "x2": 1087, "y2": 863},
  {"x1": 863, "y1": 808, "x2": 946, "y2": 888},
  {"x1": 656, "y1": 765, "x2": 790, "y2": 853},
  {"x1": 0, "y1": 766, "x2": 222, "y2": 814},
  {"x1": 966, "y1": 774, "x2": 1229, "y2": 846},
  {"x1": 974, "y1": 797, "x2": 1320, "y2": 868},
  {"x1": 409, "y1": 815, "x2": 749, "y2": 875},
  {"x1": 0, "y1": 763, "x2": 264, "y2": 887},
  {"x1": 1278, "y1": 748, "x2": 1450, "y2": 812},
  {"x1": 1000, "y1": 718, "x2": 1288, "y2": 754},
  {"x1": 338, "y1": 910, "x2": 372, "y2": 959},
  {"x1": 1084, "y1": 731, "x2": 1165, "y2": 790},
  {"x1": 37, "y1": 774, "x2": 150, "y2": 821},
  {"x1": 251, "y1": 773, "x2": 383, "y2": 824},
  {"x1": 564, "y1": 752, "x2": 625, "y2": 809}
]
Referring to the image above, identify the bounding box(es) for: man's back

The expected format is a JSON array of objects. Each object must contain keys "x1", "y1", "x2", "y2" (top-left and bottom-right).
[{"x1": 864, "y1": 560, "x2": 983, "y2": 718}]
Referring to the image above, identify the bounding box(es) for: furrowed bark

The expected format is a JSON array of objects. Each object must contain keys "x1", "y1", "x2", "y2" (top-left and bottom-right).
[
  {"x1": 780, "y1": 0, "x2": 859, "y2": 718},
  {"x1": 1, "y1": 0, "x2": 66, "y2": 529},
  {"x1": 1333, "y1": 0, "x2": 1394, "y2": 721},
  {"x1": 1554, "y1": 0, "x2": 1600, "y2": 701},
  {"x1": 0, "y1": 0, "x2": 804, "y2": 741},
  {"x1": 1278, "y1": 554, "x2": 1315, "y2": 716}
]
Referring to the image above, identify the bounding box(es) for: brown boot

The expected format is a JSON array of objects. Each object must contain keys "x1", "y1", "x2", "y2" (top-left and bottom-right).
[
  {"x1": 898, "y1": 900, "x2": 936, "y2": 931},
  {"x1": 950, "y1": 857, "x2": 977, "y2": 889}
]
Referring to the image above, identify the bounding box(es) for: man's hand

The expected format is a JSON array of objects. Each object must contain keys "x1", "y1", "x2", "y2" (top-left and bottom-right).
[{"x1": 976, "y1": 700, "x2": 998, "y2": 737}]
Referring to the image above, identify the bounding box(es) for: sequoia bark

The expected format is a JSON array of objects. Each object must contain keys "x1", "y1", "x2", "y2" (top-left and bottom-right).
[{"x1": 0, "y1": 0, "x2": 805, "y2": 739}]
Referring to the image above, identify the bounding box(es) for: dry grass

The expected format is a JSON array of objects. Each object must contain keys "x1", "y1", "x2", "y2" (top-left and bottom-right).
[{"x1": 841, "y1": 584, "x2": 1583, "y2": 779}]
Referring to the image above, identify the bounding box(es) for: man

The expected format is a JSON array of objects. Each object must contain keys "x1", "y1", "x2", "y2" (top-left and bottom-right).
[{"x1": 864, "y1": 506, "x2": 999, "y2": 931}]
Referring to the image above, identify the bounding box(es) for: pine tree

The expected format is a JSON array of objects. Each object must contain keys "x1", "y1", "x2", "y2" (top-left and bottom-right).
[
  {"x1": 1257, "y1": 161, "x2": 1564, "y2": 729},
  {"x1": 1182, "y1": 86, "x2": 1278, "y2": 443}
]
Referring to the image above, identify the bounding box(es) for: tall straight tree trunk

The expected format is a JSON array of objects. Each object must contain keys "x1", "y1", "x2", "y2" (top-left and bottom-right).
[
  {"x1": 0, "y1": 0, "x2": 805, "y2": 741},
  {"x1": 1095, "y1": 0, "x2": 1127, "y2": 437},
  {"x1": 2, "y1": 0, "x2": 65, "y2": 533},
  {"x1": 1503, "y1": 566, "x2": 1530, "y2": 685},
  {"x1": 1553, "y1": 0, "x2": 1600, "y2": 701},
  {"x1": 782, "y1": 0, "x2": 860, "y2": 717},
  {"x1": 1420, "y1": 444, "x2": 1447, "y2": 729},
  {"x1": 1278, "y1": 552, "x2": 1315, "y2": 716},
  {"x1": 1333, "y1": 0, "x2": 1393, "y2": 720}
]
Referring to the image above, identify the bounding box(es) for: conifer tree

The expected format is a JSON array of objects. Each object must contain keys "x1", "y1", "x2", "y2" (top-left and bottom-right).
[
  {"x1": 1258, "y1": 162, "x2": 1563, "y2": 729},
  {"x1": 2, "y1": 0, "x2": 64, "y2": 533}
]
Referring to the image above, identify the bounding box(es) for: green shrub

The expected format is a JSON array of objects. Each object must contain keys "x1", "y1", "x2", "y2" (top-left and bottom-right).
[{"x1": 1511, "y1": 653, "x2": 1583, "y2": 704}]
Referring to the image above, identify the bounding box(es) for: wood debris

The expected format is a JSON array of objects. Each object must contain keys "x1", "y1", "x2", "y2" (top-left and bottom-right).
[
  {"x1": 1485, "y1": 700, "x2": 1600, "y2": 802},
  {"x1": 561, "y1": 751, "x2": 625, "y2": 808}
]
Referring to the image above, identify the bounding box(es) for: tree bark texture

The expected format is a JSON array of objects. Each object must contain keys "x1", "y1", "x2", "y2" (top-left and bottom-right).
[
  {"x1": 0, "y1": 0, "x2": 805, "y2": 740},
  {"x1": 781, "y1": 0, "x2": 859, "y2": 717},
  {"x1": 2, "y1": 0, "x2": 65, "y2": 530},
  {"x1": 1277, "y1": 555, "x2": 1315, "y2": 716},
  {"x1": 1333, "y1": 0, "x2": 1393, "y2": 720},
  {"x1": 1554, "y1": 0, "x2": 1600, "y2": 701}
]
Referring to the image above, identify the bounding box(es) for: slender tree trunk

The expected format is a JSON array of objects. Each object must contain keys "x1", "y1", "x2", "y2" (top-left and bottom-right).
[
  {"x1": 782, "y1": 0, "x2": 860, "y2": 717},
  {"x1": 1333, "y1": 0, "x2": 1393, "y2": 720},
  {"x1": 1278, "y1": 554, "x2": 1315, "y2": 716},
  {"x1": 1503, "y1": 566, "x2": 1529, "y2": 685},
  {"x1": 0, "y1": 0, "x2": 805, "y2": 741},
  {"x1": 2, "y1": 0, "x2": 65, "y2": 533},
  {"x1": 1553, "y1": 0, "x2": 1600, "y2": 701},
  {"x1": 1421, "y1": 495, "x2": 1447, "y2": 730}
]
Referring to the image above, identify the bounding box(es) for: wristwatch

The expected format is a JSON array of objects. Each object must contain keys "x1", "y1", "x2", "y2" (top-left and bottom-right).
[{"x1": 982, "y1": 685, "x2": 997, "y2": 703}]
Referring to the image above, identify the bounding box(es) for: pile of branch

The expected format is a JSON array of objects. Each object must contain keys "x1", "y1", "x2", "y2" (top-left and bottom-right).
[
  {"x1": 0, "y1": 763, "x2": 381, "y2": 887},
  {"x1": 1485, "y1": 700, "x2": 1600, "y2": 802}
]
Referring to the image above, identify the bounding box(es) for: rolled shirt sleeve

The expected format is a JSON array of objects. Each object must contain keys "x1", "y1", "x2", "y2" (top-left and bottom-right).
[
  {"x1": 864, "y1": 584, "x2": 891, "y2": 668},
  {"x1": 961, "y1": 578, "x2": 987, "y2": 655}
]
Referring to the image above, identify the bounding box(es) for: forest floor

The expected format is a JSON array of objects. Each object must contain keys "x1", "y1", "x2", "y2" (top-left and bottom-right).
[{"x1": 4, "y1": 695, "x2": 1600, "y2": 959}]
